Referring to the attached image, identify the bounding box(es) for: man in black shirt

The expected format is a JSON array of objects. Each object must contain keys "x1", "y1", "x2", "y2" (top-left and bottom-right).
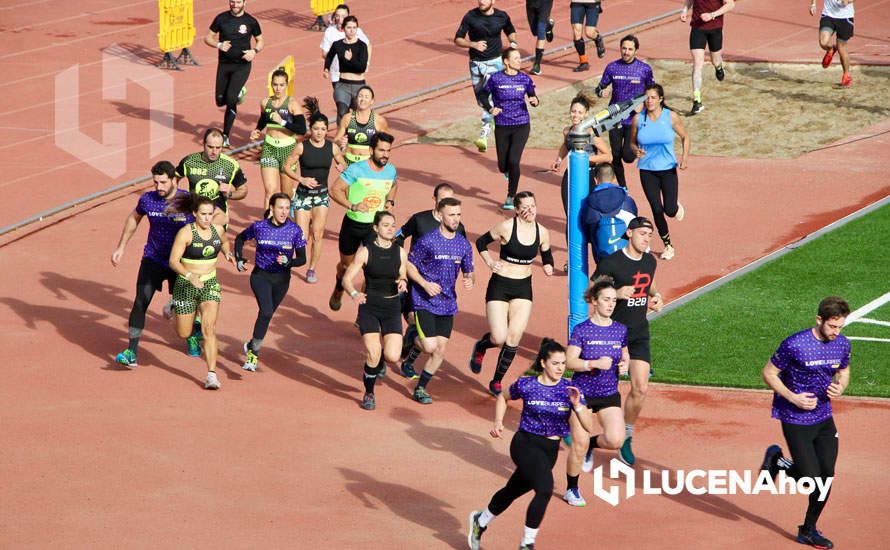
[
  {"x1": 204, "y1": 0, "x2": 264, "y2": 148},
  {"x1": 454, "y1": 0, "x2": 518, "y2": 153},
  {"x1": 591, "y1": 216, "x2": 663, "y2": 467}
]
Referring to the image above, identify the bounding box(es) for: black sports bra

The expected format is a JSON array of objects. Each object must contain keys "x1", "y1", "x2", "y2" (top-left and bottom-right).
[{"x1": 500, "y1": 218, "x2": 539, "y2": 265}]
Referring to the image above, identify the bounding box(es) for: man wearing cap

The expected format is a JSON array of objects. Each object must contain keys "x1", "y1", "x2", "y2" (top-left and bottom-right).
[{"x1": 591, "y1": 216, "x2": 663, "y2": 466}]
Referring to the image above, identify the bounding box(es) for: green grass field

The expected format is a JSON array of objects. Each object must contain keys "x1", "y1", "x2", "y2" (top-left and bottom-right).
[{"x1": 650, "y1": 202, "x2": 890, "y2": 397}]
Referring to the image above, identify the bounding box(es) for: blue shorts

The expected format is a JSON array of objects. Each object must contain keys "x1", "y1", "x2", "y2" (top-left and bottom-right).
[{"x1": 570, "y1": 2, "x2": 602, "y2": 27}]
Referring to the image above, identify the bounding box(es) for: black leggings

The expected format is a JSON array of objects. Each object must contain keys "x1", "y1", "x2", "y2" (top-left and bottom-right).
[
  {"x1": 487, "y1": 430, "x2": 559, "y2": 529},
  {"x1": 129, "y1": 258, "x2": 176, "y2": 330},
  {"x1": 250, "y1": 268, "x2": 291, "y2": 341},
  {"x1": 495, "y1": 124, "x2": 530, "y2": 197},
  {"x1": 560, "y1": 167, "x2": 597, "y2": 214},
  {"x1": 782, "y1": 417, "x2": 839, "y2": 528},
  {"x1": 608, "y1": 124, "x2": 636, "y2": 187},
  {"x1": 639, "y1": 167, "x2": 679, "y2": 243},
  {"x1": 215, "y1": 62, "x2": 252, "y2": 137}
]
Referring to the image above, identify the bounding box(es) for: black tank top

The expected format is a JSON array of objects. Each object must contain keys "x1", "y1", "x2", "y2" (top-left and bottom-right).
[
  {"x1": 500, "y1": 218, "x2": 539, "y2": 265},
  {"x1": 347, "y1": 110, "x2": 377, "y2": 148},
  {"x1": 182, "y1": 223, "x2": 222, "y2": 263},
  {"x1": 298, "y1": 139, "x2": 334, "y2": 192},
  {"x1": 364, "y1": 239, "x2": 400, "y2": 297}
]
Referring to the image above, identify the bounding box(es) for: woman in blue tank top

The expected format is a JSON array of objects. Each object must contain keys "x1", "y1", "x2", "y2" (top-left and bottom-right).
[{"x1": 630, "y1": 83, "x2": 690, "y2": 261}]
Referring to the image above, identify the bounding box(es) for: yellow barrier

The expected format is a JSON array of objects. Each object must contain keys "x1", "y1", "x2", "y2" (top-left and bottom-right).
[
  {"x1": 311, "y1": 0, "x2": 340, "y2": 17},
  {"x1": 268, "y1": 56, "x2": 296, "y2": 98},
  {"x1": 158, "y1": 0, "x2": 195, "y2": 53}
]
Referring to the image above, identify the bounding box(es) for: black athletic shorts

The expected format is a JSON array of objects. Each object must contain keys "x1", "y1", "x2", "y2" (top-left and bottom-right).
[
  {"x1": 138, "y1": 257, "x2": 177, "y2": 295},
  {"x1": 357, "y1": 295, "x2": 403, "y2": 335},
  {"x1": 338, "y1": 215, "x2": 374, "y2": 256},
  {"x1": 400, "y1": 290, "x2": 414, "y2": 320},
  {"x1": 585, "y1": 392, "x2": 621, "y2": 413},
  {"x1": 689, "y1": 26, "x2": 723, "y2": 51},
  {"x1": 819, "y1": 15, "x2": 854, "y2": 42},
  {"x1": 626, "y1": 321, "x2": 651, "y2": 363},
  {"x1": 526, "y1": 0, "x2": 554, "y2": 40},
  {"x1": 415, "y1": 309, "x2": 454, "y2": 339},
  {"x1": 485, "y1": 273, "x2": 533, "y2": 302}
]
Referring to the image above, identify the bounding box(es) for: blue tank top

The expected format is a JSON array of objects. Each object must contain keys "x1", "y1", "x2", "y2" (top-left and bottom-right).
[{"x1": 636, "y1": 108, "x2": 677, "y2": 171}]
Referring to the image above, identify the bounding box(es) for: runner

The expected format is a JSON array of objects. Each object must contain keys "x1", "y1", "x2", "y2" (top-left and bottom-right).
[
  {"x1": 234, "y1": 192, "x2": 307, "y2": 372},
  {"x1": 481, "y1": 47, "x2": 539, "y2": 210},
  {"x1": 629, "y1": 83, "x2": 690, "y2": 261},
  {"x1": 811, "y1": 0, "x2": 855, "y2": 87},
  {"x1": 401, "y1": 197, "x2": 475, "y2": 404},
  {"x1": 680, "y1": 0, "x2": 735, "y2": 114},
  {"x1": 563, "y1": 276, "x2": 629, "y2": 507},
  {"x1": 342, "y1": 210, "x2": 408, "y2": 410},
  {"x1": 468, "y1": 338, "x2": 593, "y2": 550},
  {"x1": 111, "y1": 161, "x2": 192, "y2": 367},
  {"x1": 591, "y1": 216, "x2": 663, "y2": 466},
  {"x1": 454, "y1": 0, "x2": 519, "y2": 153},
  {"x1": 320, "y1": 4, "x2": 371, "y2": 92},
  {"x1": 470, "y1": 191, "x2": 554, "y2": 397},
  {"x1": 324, "y1": 15, "x2": 370, "y2": 124},
  {"x1": 570, "y1": 0, "x2": 606, "y2": 72},
  {"x1": 328, "y1": 133, "x2": 398, "y2": 311},
  {"x1": 552, "y1": 93, "x2": 612, "y2": 213},
  {"x1": 204, "y1": 0, "x2": 264, "y2": 147},
  {"x1": 760, "y1": 296, "x2": 851, "y2": 550},
  {"x1": 333, "y1": 85, "x2": 389, "y2": 166},
  {"x1": 594, "y1": 35, "x2": 655, "y2": 188},
  {"x1": 525, "y1": 0, "x2": 555, "y2": 75},
  {"x1": 283, "y1": 111, "x2": 346, "y2": 284}
]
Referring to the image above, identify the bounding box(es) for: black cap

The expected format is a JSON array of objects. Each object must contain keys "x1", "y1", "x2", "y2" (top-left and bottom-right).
[{"x1": 627, "y1": 216, "x2": 654, "y2": 231}]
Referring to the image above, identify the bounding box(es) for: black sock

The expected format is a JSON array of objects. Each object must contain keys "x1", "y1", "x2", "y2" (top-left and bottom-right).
[
  {"x1": 567, "y1": 474, "x2": 580, "y2": 490},
  {"x1": 574, "y1": 39, "x2": 585, "y2": 56},
  {"x1": 191, "y1": 320, "x2": 202, "y2": 337},
  {"x1": 376, "y1": 357, "x2": 385, "y2": 369},
  {"x1": 363, "y1": 363, "x2": 377, "y2": 394},
  {"x1": 493, "y1": 344, "x2": 518, "y2": 383},
  {"x1": 127, "y1": 337, "x2": 139, "y2": 353},
  {"x1": 587, "y1": 435, "x2": 599, "y2": 455},
  {"x1": 417, "y1": 369, "x2": 433, "y2": 389},
  {"x1": 534, "y1": 48, "x2": 543, "y2": 64},
  {"x1": 477, "y1": 333, "x2": 497, "y2": 352},
  {"x1": 405, "y1": 344, "x2": 422, "y2": 365}
]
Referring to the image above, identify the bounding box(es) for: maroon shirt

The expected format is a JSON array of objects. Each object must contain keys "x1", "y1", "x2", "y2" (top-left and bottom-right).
[{"x1": 691, "y1": 0, "x2": 725, "y2": 30}]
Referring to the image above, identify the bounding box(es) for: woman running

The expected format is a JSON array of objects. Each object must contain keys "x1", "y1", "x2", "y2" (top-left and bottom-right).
[
  {"x1": 284, "y1": 111, "x2": 345, "y2": 284},
  {"x1": 234, "y1": 193, "x2": 307, "y2": 372},
  {"x1": 470, "y1": 191, "x2": 554, "y2": 397},
  {"x1": 630, "y1": 83, "x2": 690, "y2": 261},
  {"x1": 250, "y1": 68, "x2": 311, "y2": 207},
  {"x1": 168, "y1": 196, "x2": 236, "y2": 390},
  {"x1": 323, "y1": 15, "x2": 370, "y2": 124},
  {"x1": 334, "y1": 85, "x2": 389, "y2": 166},
  {"x1": 552, "y1": 93, "x2": 612, "y2": 213},
  {"x1": 342, "y1": 210, "x2": 408, "y2": 411},
  {"x1": 481, "y1": 47, "x2": 539, "y2": 210},
  {"x1": 563, "y1": 276, "x2": 629, "y2": 507},
  {"x1": 468, "y1": 338, "x2": 594, "y2": 550}
]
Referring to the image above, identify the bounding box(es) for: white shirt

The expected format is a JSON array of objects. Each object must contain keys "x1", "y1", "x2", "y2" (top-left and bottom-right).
[
  {"x1": 822, "y1": 0, "x2": 854, "y2": 19},
  {"x1": 320, "y1": 26, "x2": 370, "y2": 82}
]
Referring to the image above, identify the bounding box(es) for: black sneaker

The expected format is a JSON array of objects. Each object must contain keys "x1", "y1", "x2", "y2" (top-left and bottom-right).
[
  {"x1": 488, "y1": 380, "x2": 503, "y2": 396},
  {"x1": 467, "y1": 510, "x2": 487, "y2": 550},
  {"x1": 469, "y1": 339, "x2": 486, "y2": 374},
  {"x1": 361, "y1": 392, "x2": 376, "y2": 410},
  {"x1": 796, "y1": 525, "x2": 834, "y2": 549},
  {"x1": 400, "y1": 361, "x2": 419, "y2": 380},
  {"x1": 760, "y1": 444, "x2": 782, "y2": 480},
  {"x1": 530, "y1": 62, "x2": 542, "y2": 76},
  {"x1": 545, "y1": 19, "x2": 555, "y2": 43},
  {"x1": 412, "y1": 387, "x2": 433, "y2": 404},
  {"x1": 594, "y1": 34, "x2": 606, "y2": 58},
  {"x1": 690, "y1": 101, "x2": 705, "y2": 115},
  {"x1": 715, "y1": 64, "x2": 725, "y2": 81},
  {"x1": 573, "y1": 62, "x2": 590, "y2": 73}
]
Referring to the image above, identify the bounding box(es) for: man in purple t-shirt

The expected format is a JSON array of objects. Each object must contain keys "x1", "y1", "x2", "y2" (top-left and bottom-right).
[
  {"x1": 760, "y1": 296, "x2": 852, "y2": 550},
  {"x1": 402, "y1": 197, "x2": 475, "y2": 404}
]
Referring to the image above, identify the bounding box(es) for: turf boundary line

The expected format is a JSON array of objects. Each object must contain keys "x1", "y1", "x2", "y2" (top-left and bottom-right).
[
  {"x1": 648, "y1": 194, "x2": 890, "y2": 321},
  {"x1": 645, "y1": 382, "x2": 890, "y2": 403},
  {"x1": 0, "y1": 7, "x2": 682, "y2": 241}
]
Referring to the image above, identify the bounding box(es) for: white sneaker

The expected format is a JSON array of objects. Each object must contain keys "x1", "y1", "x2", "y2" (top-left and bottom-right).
[
  {"x1": 563, "y1": 487, "x2": 587, "y2": 507},
  {"x1": 204, "y1": 371, "x2": 220, "y2": 390},
  {"x1": 675, "y1": 202, "x2": 685, "y2": 221},
  {"x1": 162, "y1": 298, "x2": 175, "y2": 319},
  {"x1": 660, "y1": 244, "x2": 675, "y2": 260},
  {"x1": 581, "y1": 449, "x2": 595, "y2": 473}
]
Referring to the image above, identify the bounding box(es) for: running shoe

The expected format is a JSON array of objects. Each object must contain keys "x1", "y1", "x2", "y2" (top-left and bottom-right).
[
  {"x1": 186, "y1": 335, "x2": 202, "y2": 357},
  {"x1": 467, "y1": 510, "x2": 487, "y2": 550},
  {"x1": 594, "y1": 34, "x2": 606, "y2": 58},
  {"x1": 581, "y1": 447, "x2": 595, "y2": 473},
  {"x1": 840, "y1": 72, "x2": 852, "y2": 88},
  {"x1": 361, "y1": 392, "x2": 376, "y2": 410},
  {"x1": 237, "y1": 86, "x2": 247, "y2": 105},
  {"x1": 473, "y1": 136, "x2": 488, "y2": 153},
  {"x1": 715, "y1": 64, "x2": 725, "y2": 81},
  {"x1": 469, "y1": 339, "x2": 486, "y2": 374},
  {"x1": 563, "y1": 487, "x2": 587, "y2": 507},
  {"x1": 242, "y1": 342, "x2": 258, "y2": 372},
  {"x1": 573, "y1": 62, "x2": 590, "y2": 73},
  {"x1": 222, "y1": 134, "x2": 231, "y2": 149},
  {"x1": 760, "y1": 444, "x2": 783, "y2": 480},
  {"x1": 530, "y1": 62, "x2": 542, "y2": 76},
  {"x1": 329, "y1": 288, "x2": 342, "y2": 311},
  {"x1": 797, "y1": 525, "x2": 834, "y2": 549},
  {"x1": 690, "y1": 101, "x2": 705, "y2": 115},
  {"x1": 488, "y1": 380, "x2": 503, "y2": 397},
  {"x1": 675, "y1": 202, "x2": 686, "y2": 221},
  {"x1": 822, "y1": 45, "x2": 836, "y2": 69},
  {"x1": 400, "y1": 361, "x2": 419, "y2": 380},
  {"x1": 545, "y1": 19, "x2": 555, "y2": 42},
  {"x1": 204, "y1": 371, "x2": 220, "y2": 390},
  {"x1": 306, "y1": 269, "x2": 318, "y2": 284},
  {"x1": 412, "y1": 387, "x2": 433, "y2": 404},
  {"x1": 115, "y1": 349, "x2": 137, "y2": 369},
  {"x1": 618, "y1": 436, "x2": 635, "y2": 466},
  {"x1": 162, "y1": 298, "x2": 175, "y2": 319},
  {"x1": 660, "y1": 244, "x2": 675, "y2": 261},
  {"x1": 501, "y1": 196, "x2": 515, "y2": 210}
]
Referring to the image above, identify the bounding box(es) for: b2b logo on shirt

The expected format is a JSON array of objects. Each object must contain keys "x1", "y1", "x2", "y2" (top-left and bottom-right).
[{"x1": 626, "y1": 296, "x2": 648, "y2": 307}]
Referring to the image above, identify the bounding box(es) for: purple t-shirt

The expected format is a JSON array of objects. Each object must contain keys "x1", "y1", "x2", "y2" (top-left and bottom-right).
[
  {"x1": 135, "y1": 190, "x2": 192, "y2": 266},
  {"x1": 510, "y1": 376, "x2": 582, "y2": 438},
  {"x1": 408, "y1": 229, "x2": 474, "y2": 316},
  {"x1": 770, "y1": 328, "x2": 851, "y2": 425},
  {"x1": 568, "y1": 319, "x2": 628, "y2": 398},
  {"x1": 484, "y1": 71, "x2": 536, "y2": 127},
  {"x1": 239, "y1": 219, "x2": 306, "y2": 273},
  {"x1": 598, "y1": 58, "x2": 655, "y2": 123}
]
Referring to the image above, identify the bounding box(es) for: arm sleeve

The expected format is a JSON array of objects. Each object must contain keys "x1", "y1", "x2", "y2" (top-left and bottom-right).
[
  {"x1": 525, "y1": 74, "x2": 537, "y2": 97},
  {"x1": 252, "y1": 19, "x2": 262, "y2": 37},
  {"x1": 340, "y1": 163, "x2": 357, "y2": 185},
  {"x1": 454, "y1": 14, "x2": 470, "y2": 39},
  {"x1": 645, "y1": 65, "x2": 655, "y2": 87},
  {"x1": 284, "y1": 115, "x2": 307, "y2": 135},
  {"x1": 407, "y1": 237, "x2": 429, "y2": 268},
  {"x1": 135, "y1": 195, "x2": 147, "y2": 216},
  {"x1": 769, "y1": 339, "x2": 793, "y2": 371},
  {"x1": 621, "y1": 325, "x2": 628, "y2": 347},
  {"x1": 209, "y1": 13, "x2": 222, "y2": 32},
  {"x1": 508, "y1": 378, "x2": 523, "y2": 401},
  {"x1": 255, "y1": 103, "x2": 268, "y2": 130},
  {"x1": 175, "y1": 156, "x2": 187, "y2": 178},
  {"x1": 234, "y1": 224, "x2": 255, "y2": 262},
  {"x1": 598, "y1": 65, "x2": 613, "y2": 89},
  {"x1": 353, "y1": 42, "x2": 369, "y2": 71},
  {"x1": 461, "y1": 240, "x2": 475, "y2": 274},
  {"x1": 231, "y1": 163, "x2": 247, "y2": 188},
  {"x1": 503, "y1": 13, "x2": 516, "y2": 36},
  {"x1": 324, "y1": 44, "x2": 337, "y2": 70},
  {"x1": 568, "y1": 324, "x2": 583, "y2": 348},
  {"x1": 394, "y1": 214, "x2": 418, "y2": 247},
  {"x1": 291, "y1": 246, "x2": 307, "y2": 268}
]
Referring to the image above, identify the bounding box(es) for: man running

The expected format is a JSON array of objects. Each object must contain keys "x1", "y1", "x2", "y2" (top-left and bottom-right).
[
  {"x1": 403, "y1": 197, "x2": 475, "y2": 404},
  {"x1": 591, "y1": 216, "x2": 663, "y2": 465},
  {"x1": 454, "y1": 0, "x2": 518, "y2": 153},
  {"x1": 526, "y1": 0, "x2": 555, "y2": 75},
  {"x1": 111, "y1": 161, "x2": 193, "y2": 367},
  {"x1": 176, "y1": 128, "x2": 248, "y2": 229},
  {"x1": 761, "y1": 296, "x2": 851, "y2": 549},
  {"x1": 570, "y1": 0, "x2": 606, "y2": 72},
  {"x1": 680, "y1": 0, "x2": 734, "y2": 114},
  {"x1": 811, "y1": 0, "x2": 855, "y2": 87},
  {"x1": 204, "y1": 0, "x2": 264, "y2": 147},
  {"x1": 329, "y1": 132, "x2": 398, "y2": 311},
  {"x1": 594, "y1": 35, "x2": 654, "y2": 188}
]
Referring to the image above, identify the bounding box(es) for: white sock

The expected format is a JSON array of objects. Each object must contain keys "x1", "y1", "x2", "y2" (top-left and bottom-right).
[
  {"x1": 625, "y1": 423, "x2": 634, "y2": 438},
  {"x1": 478, "y1": 508, "x2": 495, "y2": 528},
  {"x1": 522, "y1": 526, "x2": 539, "y2": 545}
]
